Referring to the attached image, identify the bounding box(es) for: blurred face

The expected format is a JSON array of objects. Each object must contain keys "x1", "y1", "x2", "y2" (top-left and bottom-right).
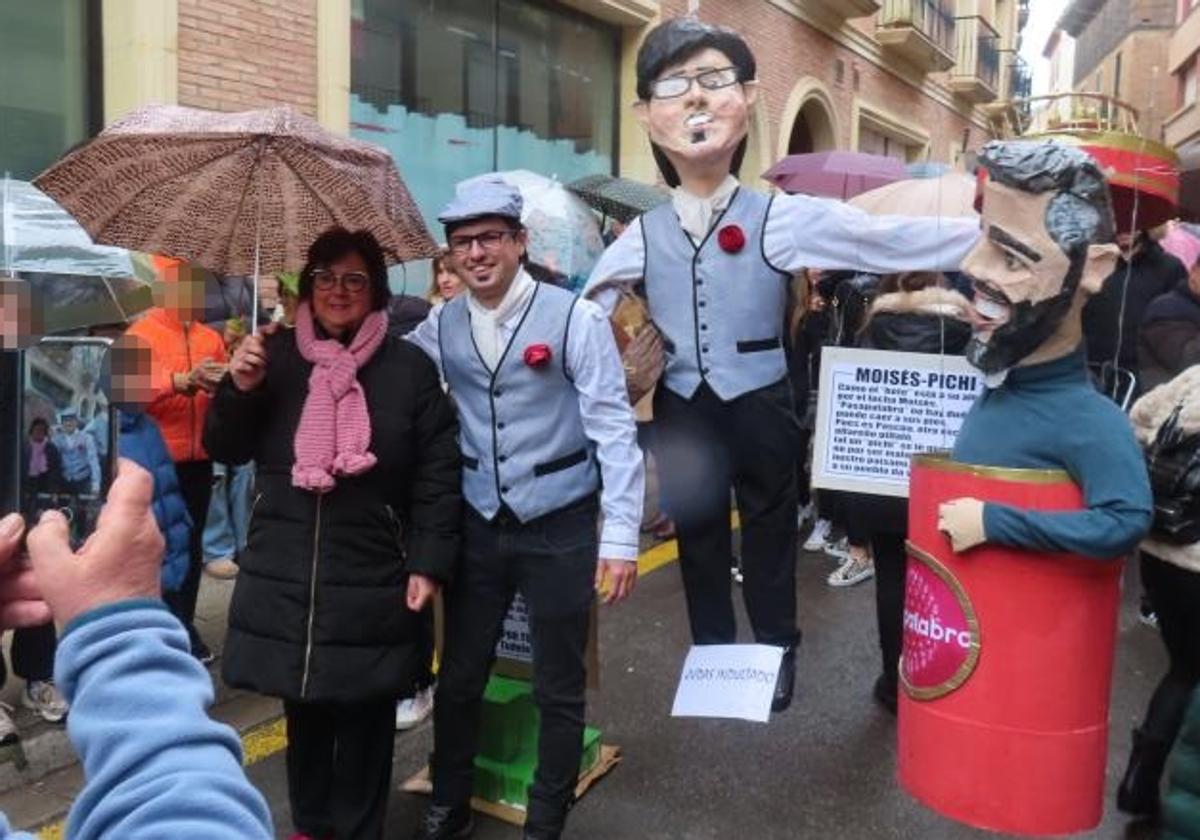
[
  {"x1": 446, "y1": 217, "x2": 527, "y2": 307},
  {"x1": 310, "y1": 252, "x2": 373, "y2": 338},
  {"x1": 0, "y1": 280, "x2": 41, "y2": 350},
  {"x1": 62, "y1": 417, "x2": 78, "y2": 434},
  {"x1": 154, "y1": 271, "x2": 207, "y2": 322},
  {"x1": 436, "y1": 266, "x2": 463, "y2": 301},
  {"x1": 30, "y1": 422, "x2": 47, "y2": 443},
  {"x1": 111, "y1": 335, "x2": 154, "y2": 410},
  {"x1": 636, "y1": 47, "x2": 756, "y2": 180}
]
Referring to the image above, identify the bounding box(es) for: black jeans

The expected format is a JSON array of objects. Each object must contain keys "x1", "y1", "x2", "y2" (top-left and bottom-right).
[
  {"x1": 284, "y1": 698, "x2": 395, "y2": 840},
  {"x1": 654, "y1": 381, "x2": 800, "y2": 648},
  {"x1": 432, "y1": 497, "x2": 597, "y2": 832},
  {"x1": 1139, "y1": 553, "x2": 1200, "y2": 745},
  {"x1": 0, "y1": 623, "x2": 57, "y2": 686},
  {"x1": 872, "y1": 532, "x2": 907, "y2": 697},
  {"x1": 165, "y1": 460, "x2": 213, "y2": 633}
]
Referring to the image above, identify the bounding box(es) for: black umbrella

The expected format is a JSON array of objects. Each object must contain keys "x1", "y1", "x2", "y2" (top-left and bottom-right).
[{"x1": 567, "y1": 174, "x2": 669, "y2": 225}]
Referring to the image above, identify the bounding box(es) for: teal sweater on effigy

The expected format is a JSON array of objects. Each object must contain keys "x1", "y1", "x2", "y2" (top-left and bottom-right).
[{"x1": 952, "y1": 347, "x2": 1153, "y2": 560}]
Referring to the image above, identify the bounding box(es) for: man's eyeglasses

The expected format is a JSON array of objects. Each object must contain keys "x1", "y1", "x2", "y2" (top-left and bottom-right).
[
  {"x1": 650, "y1": 66, "x2": 741, "y2": 100},
  {"x1": 311, "y1": 269, "x2": 369, "y2": 293},
  {"x1": 448, "y1": 230, "x2": 517, "y2": 256}
]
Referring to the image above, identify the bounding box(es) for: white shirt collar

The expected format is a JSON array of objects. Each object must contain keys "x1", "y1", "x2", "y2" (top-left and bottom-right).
[{"x1": 671, "y1": 175, "x2": 740, "y2": 242}]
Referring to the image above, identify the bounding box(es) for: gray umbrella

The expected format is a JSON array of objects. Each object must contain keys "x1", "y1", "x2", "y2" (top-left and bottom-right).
[
  {"x1": 2, "y1": 177, "x2": 153, "y2": 334},
  {"x1": 567, "y1": 174, "x2": 669, "y2": 225}
]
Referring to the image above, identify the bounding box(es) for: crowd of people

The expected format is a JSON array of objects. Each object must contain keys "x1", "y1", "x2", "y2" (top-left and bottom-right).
[{"x1": 4, "y1": 14, "x2": 1200, "y2": 840}]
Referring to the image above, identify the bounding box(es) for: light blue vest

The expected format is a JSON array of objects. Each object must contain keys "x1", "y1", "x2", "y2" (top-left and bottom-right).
[
  {"x1": 642, "y1": 188, "x2": 791, "y2": 401},
  {"x1": 439, "y1": 282, "x2": 599, "y2": 522}
]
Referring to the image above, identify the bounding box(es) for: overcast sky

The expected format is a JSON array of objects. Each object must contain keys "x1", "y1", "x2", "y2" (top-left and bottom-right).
[{"x1": 1019, "y1": 0, "x2": 1070, "y2": 94}]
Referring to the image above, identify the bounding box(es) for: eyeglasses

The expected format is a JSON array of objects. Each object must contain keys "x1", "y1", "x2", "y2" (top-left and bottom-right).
[
  {"x1": 447, "y1": 230, "x2": 516, "y2": 256},
  {"x1": 311, "y1": 269, "x2": 369, "y2": 293},
  {"x1": 650, "y1": 66, "x2": 741, "y2": 100}
]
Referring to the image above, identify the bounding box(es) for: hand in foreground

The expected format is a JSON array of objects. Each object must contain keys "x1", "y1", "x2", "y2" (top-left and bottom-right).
[
  {"x1": 406, "y1": 573, "x2": 439, "y2": 612},
  {"x1": 0, "y1": 514, "x2": 52, "y2": 629},
  {"x1": 194, "y1": 359, "x2": 228, "y2": 394},
  {"x1": 229, "y1": 322, "x2": 279, "y2": 392},
  {"x1": 595, "y1": 558, "x2": 637, "y2": 605},
  {"x1": 937, "y1": 498, "x2": 987, "y2": 554},
  {"x1": 27, "y1": 459, "x2": 165, "y2": 628}
]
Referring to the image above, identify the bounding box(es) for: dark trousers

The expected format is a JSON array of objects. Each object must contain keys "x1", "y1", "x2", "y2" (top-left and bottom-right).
[
  {"x1": 284, "y1": 698, "x2": 395, "y2": 840},
  {"x1": 432, "y1": 498, "x2": 597, "y2": 832},
  {"x1": 1139, "y1": 553, "x2": 1200, "y2": 745},
  {"x1": 0, "y1": 623, "x2": 57, "y2": 686},
  {"x1": 165, "y1": 460, "x2": 213, "y2": 633},
  {"x1": 872, "y1": 532, "x2": 907, "y2": 697},
  {"x1": 654, "y1": 380, "x2": 800, "y2": 648}
]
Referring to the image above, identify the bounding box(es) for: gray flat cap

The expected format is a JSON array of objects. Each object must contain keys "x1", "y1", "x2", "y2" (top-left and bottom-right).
[{"x1": 438, "y1": 176, "x2": 524, "y2": 226}]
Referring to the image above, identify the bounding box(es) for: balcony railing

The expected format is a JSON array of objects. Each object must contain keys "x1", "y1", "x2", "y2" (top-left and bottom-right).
[
  {"x1": 947, "y1": 15, "x2": 1000, "y2": 102},
  {"x1": 988, "y1": 93, "x2": 1142, "y2": 140},
  {"x1": 1009, "y1": 57, "x2": 1032, "y2": 102},
  {"x1": 1018, "y1": 0, "x2": 1030, "y2": 30},
  {"x1": 808, "y1": 0, "x2": 882, "y2": 18},
  {"x1": 877, "y1": 0, "x2": 957, "y2": 73}
]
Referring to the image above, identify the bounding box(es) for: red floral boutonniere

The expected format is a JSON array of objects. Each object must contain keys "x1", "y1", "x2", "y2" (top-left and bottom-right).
[
  {"x1": 717, "y1": 224, "x2": 746, "y2": 254},
  {"x1": 524, "y1": 343, "x2": 553, "y2": 368}
]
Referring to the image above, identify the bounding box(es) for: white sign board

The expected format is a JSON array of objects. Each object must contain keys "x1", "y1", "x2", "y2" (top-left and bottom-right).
[
  {"x1": 670, "y1": 644, "x2": 784, "y2": 724},
  {"x1": 812, "y1": 347, "x2": 983, "y2": 498},
  {"x1": 495, "y1": 593, "x2": 532, "y2": 665}
]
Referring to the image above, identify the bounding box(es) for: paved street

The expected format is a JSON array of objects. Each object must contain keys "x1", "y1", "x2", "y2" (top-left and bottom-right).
[{"x1": 235, "y1": 545, "x2": 1165, "y2": 840}]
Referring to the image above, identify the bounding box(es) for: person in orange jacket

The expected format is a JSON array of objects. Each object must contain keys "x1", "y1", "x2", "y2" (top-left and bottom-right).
[{"x1": 125, "y1": 272, "x2": 227, "y2": 663}]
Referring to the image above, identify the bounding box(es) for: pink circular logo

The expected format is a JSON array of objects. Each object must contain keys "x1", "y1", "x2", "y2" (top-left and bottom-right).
[{"x1": 900, "y1": 543, "x2": 980, "y2": 700}]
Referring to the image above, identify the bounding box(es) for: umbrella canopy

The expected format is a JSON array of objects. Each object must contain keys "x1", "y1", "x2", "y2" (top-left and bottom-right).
[
  {"x1": 34, "y1": 104, "x2": 437, "y2": 279},
  {"x1": 468, "y1": 170, "x2": 605, "y2": 291},
  {"x1": 2, "y1": 177, "x2": 153, "y2": 333},
  {"x1": 848, "y1": 174, "x2": 979, "y2": 219},
  {"x1": 566, "y1": 174, "x2": 669, "y2": 224},
  {"x1": 763, "y1": 151, "x2": 909, "y2": 199}
]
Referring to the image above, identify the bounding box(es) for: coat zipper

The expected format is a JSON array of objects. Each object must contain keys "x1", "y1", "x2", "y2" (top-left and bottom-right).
[
  {"x1": 300, "y1": 494, "x2": 322, "y2": 698},
  {"x1": 183, "y1": 321, "x2": 196, "y2": 461},
  {"x1": 385, "y1": 504, "x2": 405, "y2": 561}
]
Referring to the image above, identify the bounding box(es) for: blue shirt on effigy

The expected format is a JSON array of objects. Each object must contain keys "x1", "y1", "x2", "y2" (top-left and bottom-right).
[{"x1": 952, "y1": 347, "x2": 1153, "y2": 559}]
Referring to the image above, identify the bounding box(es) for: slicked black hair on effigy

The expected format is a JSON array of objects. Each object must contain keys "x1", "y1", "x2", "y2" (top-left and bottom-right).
[
  {"x1": 977, "y1": 139, "x2": 1116, "y2": 257},
  {"x1": 636, "y1": 18, "x2": 756, "y2": 188}
]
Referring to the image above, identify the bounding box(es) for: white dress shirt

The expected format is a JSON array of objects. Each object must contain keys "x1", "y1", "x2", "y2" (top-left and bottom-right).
[
  {"x1": 406, "y1": 271, "x2": 645, "y2": 562},
  {"x1": 585, "y1": 188, "x2": 981, "y2": 309}
]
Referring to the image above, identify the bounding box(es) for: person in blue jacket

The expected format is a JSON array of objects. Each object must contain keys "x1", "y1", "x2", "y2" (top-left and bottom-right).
[
  {"x1": 0, "y1": 459, "x2": 273, "y2": 840},
  {"x1": 111, "y1": 332, "x2": 193, "y2": 593}
]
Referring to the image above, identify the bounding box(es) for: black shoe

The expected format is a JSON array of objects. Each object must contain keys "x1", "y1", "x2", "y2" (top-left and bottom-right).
[
  {"x1": 1117, "y1": 728, "x2": 1170, "y2": 816},
  {"x1": 872, "y1": 674, "x2": 898, "y2": 716},
  {"x1": 771, "y1": 648, "x2": 796, "y2": 712},
  {"x1": 413, "y1": 804, "x2": 473, "y2": 840}
]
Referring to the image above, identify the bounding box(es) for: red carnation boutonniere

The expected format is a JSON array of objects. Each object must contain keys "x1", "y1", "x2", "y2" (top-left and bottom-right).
[
  {"x1": 717, "y1": 224, "x2": 746, "y2": 254},
  {"x1": 524, "y1": 343, "x2": 553, "y2": 369}
]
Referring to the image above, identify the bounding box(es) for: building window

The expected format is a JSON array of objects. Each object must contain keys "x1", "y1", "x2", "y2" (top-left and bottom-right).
[
  {"x1": 350, "y1": 0, "x2": 620, "y2": 234},
  {"x1": 1184, "y1": 60, "x2": 1197, "y2": 107},
  {"x1": 0, "y1": 2, "x2": 100, "y2": 181}
]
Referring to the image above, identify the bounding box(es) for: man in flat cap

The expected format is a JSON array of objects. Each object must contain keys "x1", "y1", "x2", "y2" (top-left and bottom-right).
[
  {"x1": 586, "y1": 17, "x2": 980, "y2": 713},
  {"x1": 406, "y1": 176, "x2": 643, "y2": 840}
]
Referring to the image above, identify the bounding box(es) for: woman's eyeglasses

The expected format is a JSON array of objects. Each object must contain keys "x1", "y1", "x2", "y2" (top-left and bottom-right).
[
  {"x1": 311, "y1": 270, "x2": 369, "y2": 293},
  {"x1": 650, "y1": 67, "x2": 741, "y2": 100},
  {"x1": 447, "y1": 229, "x2": 516, "y2": 256}
]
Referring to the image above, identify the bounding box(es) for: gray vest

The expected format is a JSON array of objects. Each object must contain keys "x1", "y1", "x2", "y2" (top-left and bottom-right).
[
  {"x1": 439, "y1": 282, "x2": 599, "y2": 522},
  {"x1": 642, "y1": 188, "x2": 790, "y2": 401}
]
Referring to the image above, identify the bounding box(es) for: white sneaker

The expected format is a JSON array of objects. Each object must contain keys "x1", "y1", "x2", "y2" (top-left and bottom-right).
[
  {"x1": 22, "y1": 681, "x2": 68, "y2": 724},
  {"x1": 395, "y1": 685, "x2": 434, "y2": 731},
  {"x1": 0, "y1": 703, "x2": 16, "y2": 745},
  {"x1": 796, "y1": 502, "x2": 816, "y2": 530},
  {"x1": 827, "y1": 554, "x2": 875, "y2": 587},
  {"x1": 803, "y1": 518, "x2": 833, "y2": 551}
]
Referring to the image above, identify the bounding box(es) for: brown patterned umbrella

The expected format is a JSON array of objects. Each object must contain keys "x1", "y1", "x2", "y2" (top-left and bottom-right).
[{"x1": 34, "y1": 104, "x2": 437, "y2": 281}]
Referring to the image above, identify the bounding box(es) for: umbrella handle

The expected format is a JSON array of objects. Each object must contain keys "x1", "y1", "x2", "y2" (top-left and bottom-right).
[{"x1": 251, "y1": 191, "x2": 262, "y2": 333}]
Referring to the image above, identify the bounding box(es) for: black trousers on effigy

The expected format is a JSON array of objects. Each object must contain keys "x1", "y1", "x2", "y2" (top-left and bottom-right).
[{"x1": 654, "y1": 379, "x2": 801, "y2": 649}]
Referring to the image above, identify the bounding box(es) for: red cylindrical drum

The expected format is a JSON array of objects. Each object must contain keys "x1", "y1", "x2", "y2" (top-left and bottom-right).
[{"x1": 898, "y1": 455, "x2": 1123, "y2": 836}]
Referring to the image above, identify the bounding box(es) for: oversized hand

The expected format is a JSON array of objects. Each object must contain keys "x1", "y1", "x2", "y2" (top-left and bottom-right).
[
  {"x1": 937, "y1": 498, "x2": 987, "y2": 554},
  {"x1": 26, "y1": 459, "x2": 165, "y2": 628},
  {"x1": 0, "y1": 515, "x2": 52, "y2": 629},
  {"x1": 595, "y1": 558, "x2": 637, "y2": 605},
  {"x1": 229, "y1": 323, "x2": 279, "y2": 392}
]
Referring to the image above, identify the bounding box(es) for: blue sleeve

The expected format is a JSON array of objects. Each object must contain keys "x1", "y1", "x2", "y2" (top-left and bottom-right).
[
  {"x1": 55, "y1": 601, "x2": 273, "y2": 840},
  {"x1": 982, "y1": 407, "x2": 1154, "y2": 559}
]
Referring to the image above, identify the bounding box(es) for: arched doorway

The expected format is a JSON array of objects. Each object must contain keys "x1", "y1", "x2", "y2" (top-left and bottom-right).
[{"x1": 789, "y1": 98, "x2": 837, "y2": 154}]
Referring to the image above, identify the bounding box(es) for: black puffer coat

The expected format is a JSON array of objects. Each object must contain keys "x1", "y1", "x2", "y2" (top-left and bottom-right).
[
  {"x1": 1139, "y1": 284, "x2": 1200, "y2": 394},
  {"x1": 203, "y1": 327, "x2": 461, "y2": 703}
]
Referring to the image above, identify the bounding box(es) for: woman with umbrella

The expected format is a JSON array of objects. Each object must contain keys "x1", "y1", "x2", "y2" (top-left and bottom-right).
[{"x1": 204, "y1": 228, "x2": 461, "y2": 840}]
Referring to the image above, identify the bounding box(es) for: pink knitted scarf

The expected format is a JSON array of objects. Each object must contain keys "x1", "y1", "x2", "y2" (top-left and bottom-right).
[{"x1": 292, "y1": 302, "x2": 388, "y2": 493}]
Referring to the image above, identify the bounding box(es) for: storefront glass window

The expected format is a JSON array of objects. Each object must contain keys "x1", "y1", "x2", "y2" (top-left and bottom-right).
[
  {"x1": 350, "y1": 0, "x2": 619, "y2": 236},
  {"x1": 0, "y1": 3, "x2": 93, "y2": 181}
]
